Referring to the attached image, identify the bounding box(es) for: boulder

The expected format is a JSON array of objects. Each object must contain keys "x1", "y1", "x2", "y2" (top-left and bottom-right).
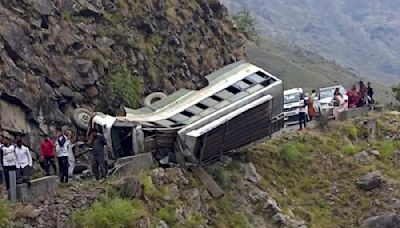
[
  {"x1": 0, "y1": 22, "x2": 30, "y2": 60},
  {"x1": 264, "y1": 198, "x2": 282, "y2": 214},
  {"x1": 95, "y1": 37, "x2": 115, "y2": 49},
  {"x1": 73, "y1": 0, "x2": 103, "y2": 17},
  {"x1": 158, "y1": 220, "x2": 169, "y2": 228},
  {"x1": 243, "y1": 162, "x2": 262, "y2": 183},
  {"x1": 362, "y1": 213, "x2": 400, "y2": 228},
  {"x1": 28, "y1": 0, "x2": 56, "y2": 16},
  {"x1": 370, "y1": 150, "x2": 380, "y2": 157},
  {"x1": 110, "y1": 176, "x2": 143, "y2": 199},
  {"x1": 354, "y1": 151, "x2": 377, "y2": 164},
  {"x1": 0, "y1": 100, "x2": 30, "y2": 134},
  {"x1": 356, "y1": 171, "x2": 382, "y2": 191},
  {"x1": 248, "y1": 187, "x2": 268, "y2": 204},
  {"x1": 272, "y1": 213, "x2": 287, "y2": 224}
]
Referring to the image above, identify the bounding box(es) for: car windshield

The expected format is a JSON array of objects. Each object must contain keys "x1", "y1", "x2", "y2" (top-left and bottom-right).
[
  {"x1": 284, "y1": 93, "x2": 300, "y2": 104},
  {"x1": 319, "y1": 87, "x2": 346, "y2": 100}
]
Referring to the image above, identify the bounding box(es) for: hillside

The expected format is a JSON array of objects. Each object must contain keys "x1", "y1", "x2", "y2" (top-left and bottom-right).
[
  {"x1": 0, "y1": 0, "x2": 245, "y2": 152},
  {"x1": 7, "y1": 111, "x2": 400, "y2": 227},
  {"x1": 222, "y1": 0, "x2": 400, "y2": 84},
  {"x1": 246, "y1": 39, "x2": 392, "y2": 102}
]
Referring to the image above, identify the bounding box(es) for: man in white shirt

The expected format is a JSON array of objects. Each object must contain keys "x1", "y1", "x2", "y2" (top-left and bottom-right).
[
  {"x1": 55, "y1": 127, "x2": 69, "y2": 183},
  {"x1": 2, "y1": 137, "x2": 17, "y2": 191},
  {"x1": 299, "y1": 93, "x2": 307, "y2": 130},
  {"x1": 15, "y1": 139, "x2": 33, "y2": 187},
  {"x1": 0, "y1": 135, "x2": 5, "y2": 186}
]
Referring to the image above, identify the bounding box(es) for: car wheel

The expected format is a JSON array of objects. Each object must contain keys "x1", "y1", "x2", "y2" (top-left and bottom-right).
[
  {"x1": 72, "y1": 108, "x2": 92, "y2": 130},
  {"x1": 144, "y1": 92, "x2": 167, "y2": 107}
]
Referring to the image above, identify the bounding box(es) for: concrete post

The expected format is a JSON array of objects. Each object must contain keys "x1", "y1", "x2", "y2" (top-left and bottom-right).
[{"x1": 8, "y1": 170, "x2": 17, "y2": 202}]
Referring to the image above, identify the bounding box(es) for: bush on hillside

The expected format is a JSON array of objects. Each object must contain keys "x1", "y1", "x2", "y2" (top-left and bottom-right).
[
  {"x1": 107, "y1": 63, "x2": 141, "y2": 107},
  {"x1": 0, "y1": 200, "x2": 10, "y2": 227},
  {"x1": 73, "y1": 198, "x2": 146, "y2": 228},
  {"x1": 279, "y1": 142, "x2": 311, "y2": 164},
  {"x1": 232, "y1": 10, "x2": 259, "y2": 42},
  {"x1": 392, "y1": 84, "x2": 400, "y2": 102}
]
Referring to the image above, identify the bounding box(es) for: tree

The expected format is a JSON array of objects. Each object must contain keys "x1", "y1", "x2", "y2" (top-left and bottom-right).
[
  {"x1": 107, "y1": 63, "x2": 142, "y2": 107},
  {"x1": 392, "y1": 84, "x2": 400, "y2": 102},
  {"x1": 232, "y1": 10, "x2": 259, "y2": 43}
]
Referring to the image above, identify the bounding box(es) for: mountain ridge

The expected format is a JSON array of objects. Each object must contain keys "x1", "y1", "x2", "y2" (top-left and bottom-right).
[{"x1": 222, "y1": 0, "x2": 400, "y2": 84}]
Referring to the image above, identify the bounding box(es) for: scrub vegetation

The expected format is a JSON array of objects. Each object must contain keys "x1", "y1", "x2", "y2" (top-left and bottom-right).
[{"x1": 70, "y1": 112, "x2": 400, "y2": 228}]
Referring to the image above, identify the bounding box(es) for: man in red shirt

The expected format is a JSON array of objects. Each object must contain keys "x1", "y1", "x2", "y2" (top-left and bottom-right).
[{"x1": 40, "y1": 135, "x2": 57, "y2": 176}]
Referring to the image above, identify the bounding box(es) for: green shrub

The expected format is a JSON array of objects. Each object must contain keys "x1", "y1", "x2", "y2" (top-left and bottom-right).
[
  {"x1": 342, "y1": 124, "x2": 359, "y2": 140},
  {"x1": 107, "y1": 63, "x2": 141, "y2": 107},
  {"x1": 157, "y1": 204, "x2": 178, "y2": 226},
  {"x1": 378, "y1": 141, "x2": 396, "y2": 160},
  {"x1": 73, "y1": 198, "x2": 146, "y2": 228},
  {"x1": 185, "y1": 213, "x2": 205, "y2": 227},
  {"x1": 208, "y1": 166, "x2": 232, "y2": 189},
  {"x1": 279, "y1": 142, "x2": 310, "y2": 164},
  {"x1": 140, "y1": 175, "x2": 155, "y2": 196},
  {"x1": 214, "y1": 196, "x2": 251, "y2": 228},
  {"x1": 342, "y1": 144, "x2": 360, "y2": 156},
  {"x1": 232, "y1": 10, "x2": 259, "y2": 42},
  {"x1": 0, "y1": 200, "x2": 10, "y2": 227}
]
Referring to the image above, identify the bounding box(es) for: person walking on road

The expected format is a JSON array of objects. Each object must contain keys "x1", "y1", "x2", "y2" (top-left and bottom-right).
[
  {"x1": 55, "y1": 128, "x2": 69, "y2": 183},
  {"x1": 91, "y1": 129, "x2": 107, "y2": 180},
  {"x1": 66, "y1": 131, "x2": 75, "y2": 178},
  {"x1": 299, "y1": 93, "x2": 307, "y2": 130},
  {"x1": 40, "y1": 135, "x2": 57, "y2": 176},
  {"x1": 15, "y1": 139, "x2": 32, "y2": 187}
]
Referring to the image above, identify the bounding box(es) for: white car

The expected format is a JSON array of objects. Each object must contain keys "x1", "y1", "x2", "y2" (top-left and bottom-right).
[
  {"x1": 317, "y1": 85, "x2": 348, "y2": 115},
  {"x1": 284, "y1": 88, "x2": 306, "y2": 125}
]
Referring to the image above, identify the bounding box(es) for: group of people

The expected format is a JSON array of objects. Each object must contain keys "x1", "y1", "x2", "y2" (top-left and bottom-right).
[
  {"x1": 297, "y1": 81, "x2": 374, "y2": 129},
  {"x1": 346, "y1": 81, "x2": 374, "y2": 108},
  {"x1": 0, "y1": 137, "x2": 33, "y2": 191},
  {"x1": 0, "y1": 125, "x2": 109, "y2": 197},
  {"x1": 39, "y1": 127, "x2": 75, "y2": 183}
]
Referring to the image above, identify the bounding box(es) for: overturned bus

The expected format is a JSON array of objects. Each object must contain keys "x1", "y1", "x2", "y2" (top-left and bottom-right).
[{"x1": 89, "y1": 61, "x2": 284, "y2": 165}]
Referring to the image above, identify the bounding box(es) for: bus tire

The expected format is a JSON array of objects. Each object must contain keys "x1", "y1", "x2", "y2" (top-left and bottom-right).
[
  {"x1": 144, "y1": 92, "x2": 167, "y2": 107},
  {"x1": 72, "y1": 108, "x2": 92, "y2": 130}
]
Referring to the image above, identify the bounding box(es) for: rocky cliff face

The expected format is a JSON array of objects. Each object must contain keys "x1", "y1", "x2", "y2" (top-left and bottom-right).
[{"x1": 0, "y1": 0, "x2": 245, "y2": 153}]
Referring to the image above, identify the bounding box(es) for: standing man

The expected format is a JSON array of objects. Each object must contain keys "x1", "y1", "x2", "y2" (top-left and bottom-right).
[
  {"x1": 15, "y1": 139, "x2": 32, "y2": 187},
  {"x1": 367, "y1": 82, "x2": 374, "y2": 104},
  {"x1": 40, "y1": 135, "x2": 57, "y2": 176},
  {"x1": 91, "y1": 129, "x2": 107, "y2": 180},
  {"x1": 0, "y1": 136, "x2": 5, "y2": 186},
  {"x1": 55, "y1": 128, "x2": 69, "y2": 183},
  {"x1": 2, "y1": 137, "x2": 17, "y2": 200},
  {"x1": 299, "y1": 93, "x2": 307, "y2": 130},
  {"x1": 358, "y1": 81, "x2": 367, "y2": 105},
  {"x1": 66, "y1": 131, "x2": 75, "y2": 178}
]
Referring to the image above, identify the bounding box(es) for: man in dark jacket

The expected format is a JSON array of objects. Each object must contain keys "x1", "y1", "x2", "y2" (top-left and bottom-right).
[
  {"x1": 91, "y1": 129, "x2": 107, "y2": 180},
  {"x1": 367, "y1": 82, "x2": 374, "y2": 104}
]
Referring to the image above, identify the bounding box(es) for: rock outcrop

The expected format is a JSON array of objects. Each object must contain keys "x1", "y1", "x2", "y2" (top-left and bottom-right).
[
  {"x1": 0, "y1": 0, "x2": 245, "y2": 154},
  {"x1": 356, "y1": 171, "x2": 383, "y2": 191},
  {"x1": 362, "y1": 213, "x2": 400, "y2": 228}
]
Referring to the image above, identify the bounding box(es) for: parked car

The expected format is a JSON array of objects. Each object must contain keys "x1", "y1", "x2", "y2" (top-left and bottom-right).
[
  {"x1": 81, "y1": 61, "x2": 285, "y2": 165},
  {"x1": 317, "y1": 85, "x2": 348, "y2": 115},
  {"x1": 283, "y1": 88, "x2": 306, "y2": 125}
]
